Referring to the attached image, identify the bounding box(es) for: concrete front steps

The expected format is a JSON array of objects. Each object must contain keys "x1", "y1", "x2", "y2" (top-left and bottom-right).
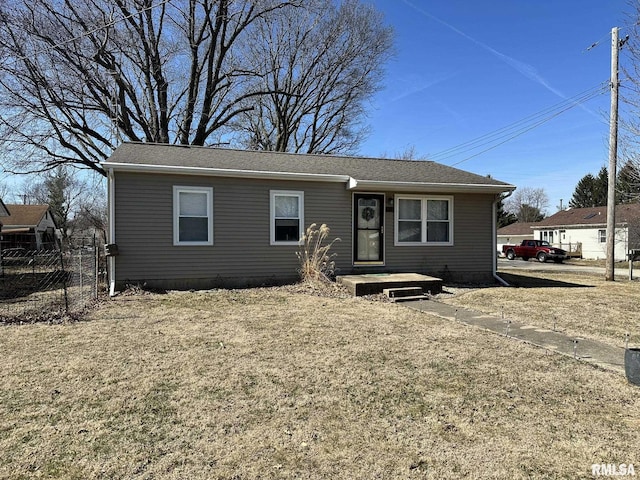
[
  {"x1": 382, "y1": 286, "x2": 431, "y2": 302},
  {"x1": 336, "y1": 273, "x2": 442, "y2": 297}
]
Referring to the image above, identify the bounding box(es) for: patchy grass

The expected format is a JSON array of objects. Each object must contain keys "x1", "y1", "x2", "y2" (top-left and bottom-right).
[
  {"x1": 440, "y1": 271, "x2": 640, "y2": 349},
  {"x1": 0, "y1": 286, "x2": 639, "y2": 479}
]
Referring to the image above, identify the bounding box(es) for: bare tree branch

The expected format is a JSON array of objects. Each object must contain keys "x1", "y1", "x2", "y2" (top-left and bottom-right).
[
  {"x1": 234, "y1": 0, "x2": 393, "y2": 154},
  {"x1": 0, "y1": 0, "x2": 308, "y2": 175}
]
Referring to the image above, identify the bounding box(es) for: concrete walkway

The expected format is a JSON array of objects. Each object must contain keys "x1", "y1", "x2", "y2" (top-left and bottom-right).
[{"x1": 403, "y1": 299, "x2": 626, "y2": 373}]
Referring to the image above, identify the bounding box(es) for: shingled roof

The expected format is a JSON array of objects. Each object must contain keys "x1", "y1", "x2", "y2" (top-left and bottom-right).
[
  {"x1": 0, "y1": 198, "x2": 9, "y2": 217},
  {"x1": 103, "y1": 143, "x2": 515, "y2": 194},
  {"x1": 2, "y1": 204, "x2": 51, "y2": 229},
  {"x1": 535, "y1": 204, "x2": 640, "y2": 228},
  {"x1": 497, "y1": 222, "x2": 538, "y2": 235}
]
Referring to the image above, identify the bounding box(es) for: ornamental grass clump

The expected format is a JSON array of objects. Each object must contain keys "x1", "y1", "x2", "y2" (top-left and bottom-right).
[{"x1": 297, "y1": 223, "x2": 341, "y2": 284}]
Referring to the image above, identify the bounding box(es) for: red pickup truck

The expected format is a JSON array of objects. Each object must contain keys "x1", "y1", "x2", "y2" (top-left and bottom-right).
[{"x1": 502, "y1": 240, "x2": 567, "y2": 263}]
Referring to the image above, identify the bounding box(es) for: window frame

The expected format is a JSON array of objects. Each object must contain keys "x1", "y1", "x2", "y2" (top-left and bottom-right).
[
  {"x1": 394, "y1": 194, "x2": 453, "y2": 246},
  {"x1": 270, "y1": 190, "x2": 304, "y2": 245},
  {"x1": 598, "y1": 229, "x2": 606, "y2": 243},
  {"x1": 173, "y1": 185, "x2": 214, "y2": 246}
]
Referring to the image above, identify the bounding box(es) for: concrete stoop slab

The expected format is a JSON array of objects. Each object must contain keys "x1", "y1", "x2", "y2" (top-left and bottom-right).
[{"x1": 337, "y1": 273, "x2": 443, "y2": 297}]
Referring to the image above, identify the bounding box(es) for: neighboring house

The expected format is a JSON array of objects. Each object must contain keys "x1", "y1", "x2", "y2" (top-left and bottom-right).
[
  {"x1": 0, "y1": 198, "x2": 9, "y2": 218},
  {"x1": 497, "y1": 222, "x2": 536, "y2": 254},
  {"x1": 533, "y1": 204, "x2": 640, "y2": 261},
  {"x1": 0, "y1": 199, "x2": 9, "y2": 256},
  {"x1": 103, "y1": 142, "x2": 515, "y2": 293},
  {"x1": 1, "y1": 204, "x2": 59, "y2": 251},
  {"x1": 0, "y1": 199, "x2": 9, "y2": 228}
]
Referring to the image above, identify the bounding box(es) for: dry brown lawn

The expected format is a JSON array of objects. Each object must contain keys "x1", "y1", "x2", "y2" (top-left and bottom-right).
[
  {"x1": 440, "y1": 271, "x2": 640, "y2": 349},
  {"x1": 1, "y1": 283, "x2": 639, "y2": 479}
]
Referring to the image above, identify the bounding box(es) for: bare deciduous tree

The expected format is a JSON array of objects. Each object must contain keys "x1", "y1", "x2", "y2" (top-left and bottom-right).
[
  {"x1": 0, "y1": 0, "x2": 305, "y2": 175},
  {"x1": 505, "y1": 186, "x2": 549, "y2": 222},
  {"x1": 0, "y1": 0, "x2": 392, "y2": 175},
  {"x1": 0, "y1": 179, "x2": 11, "y2": 201},
  {"x1": 619, "y1": 1, "x2": 640, "y2": 195},
  {"x1": 234, "y1": 0, "x2": 393, "y2": 154}
]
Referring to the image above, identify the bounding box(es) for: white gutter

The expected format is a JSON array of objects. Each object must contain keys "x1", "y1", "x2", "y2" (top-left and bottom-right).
[
  {"x1": 348, "y1": 178, "x2": 515, "y2": 194},
  {"x1": 493, "y1": 192, "x2": 512, "y2": 287},
  {"x1": 534, "y1": 222, "x2": 627, "y2": 229},
  {"x1": 102, "y1": 161, "x2": 351, "y2": 183},
  {"x1": 108, "y1": 168, "x2": 116, "y2": 297}
]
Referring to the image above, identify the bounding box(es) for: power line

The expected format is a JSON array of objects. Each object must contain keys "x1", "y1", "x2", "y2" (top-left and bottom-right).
[
  {"x1": 424, "y1": 82, "x2": 608, "y2": 166},
  {"x1": 584, "y1": 23, "x2": 634, "y2": 53},
  {"x1": 430, "y1": 82, "x2": 607, "y2": 161},
  {"x1": 450, "y1": 88, "x2": 605, "y2": 167},
  {"x1": 584, "y1": 31, "x2": 612, "y2": 52},
  {"x1": 449, "y1": 87, "x2": 606, "y2": 167}
]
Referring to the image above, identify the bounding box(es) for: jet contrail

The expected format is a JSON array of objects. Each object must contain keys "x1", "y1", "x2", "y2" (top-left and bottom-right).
[{"x1": 400, "y1": 0, "x2": 567, "y2": 100}]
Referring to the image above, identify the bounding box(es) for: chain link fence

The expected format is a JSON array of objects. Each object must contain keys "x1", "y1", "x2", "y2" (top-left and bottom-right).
[{"x1": 0, "y1": 236, "x2": 105, "y2": 323}]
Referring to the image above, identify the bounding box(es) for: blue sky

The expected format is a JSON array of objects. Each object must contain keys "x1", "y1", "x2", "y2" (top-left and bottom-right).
[{"x1": 360, "y1": 0, "x2": 628, "y2": 213}]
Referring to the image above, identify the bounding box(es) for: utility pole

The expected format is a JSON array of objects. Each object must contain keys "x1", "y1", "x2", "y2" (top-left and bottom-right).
[{"x1": 605, "y1": 26, "x2": 619, "y2": 282}]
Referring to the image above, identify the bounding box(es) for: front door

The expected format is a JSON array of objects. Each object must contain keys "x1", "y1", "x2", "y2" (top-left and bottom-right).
[{"x1": 353, "y1": 194, "x2": 384, "y2": 263}]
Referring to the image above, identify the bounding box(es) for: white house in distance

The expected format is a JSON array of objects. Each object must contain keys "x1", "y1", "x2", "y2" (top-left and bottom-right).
[{"x1": 533, "y1": 204, "x2": 640, "y2": 261}]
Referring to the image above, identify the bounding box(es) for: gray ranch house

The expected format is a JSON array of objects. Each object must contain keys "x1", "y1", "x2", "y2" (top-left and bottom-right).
[{"x1": 103, "y1": 143, "x2": 515, "y2": 294}]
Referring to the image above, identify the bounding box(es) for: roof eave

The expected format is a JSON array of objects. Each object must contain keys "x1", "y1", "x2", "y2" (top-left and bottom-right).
[
  {"x1": 101, "y1": 161, "x2": 351, "y2": 183},
  {"x1": 102, "y1": 161, "x2": 516, "y2": 194},
  {"x1": 348, "y1": 179, "x2": 516, "y2": 194},
  {"x1": 533, "y1": 222, "x2": 627, "y2": 229}
]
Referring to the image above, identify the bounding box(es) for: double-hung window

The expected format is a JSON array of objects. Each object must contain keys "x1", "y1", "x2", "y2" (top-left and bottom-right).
[
  {"x1": 173, "y1": 186, "x2": 213, "y2": 246},
  {"x1": 598, "y1": 229, "x2": 606, "y2": 243},
  {"x1": 395, "y1": 196, "x2": 453, "y2": 245},
  {"x1": 270, "y1": 190, "x2": 304, "y2": 245}
]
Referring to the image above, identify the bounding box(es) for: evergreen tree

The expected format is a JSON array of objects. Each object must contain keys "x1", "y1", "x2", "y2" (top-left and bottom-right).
[
  {"x1": 569, "y1": 173, "x2": 597, "y2": 208},
  {"x1": 617, "y1": 162, "x2": 640, "y2": 204},
  {"x1": 594, "y1": 167, "x2": 609, "y2": 206},
  {"x1": 569, "y1": 167, "x2": 608, "y2": 208},
  {"x1": 497, "y1": 196, "x2": 517, "y2": 228}
]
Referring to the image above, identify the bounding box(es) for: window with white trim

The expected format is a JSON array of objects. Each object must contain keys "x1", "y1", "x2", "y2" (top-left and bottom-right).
[
  {"x1": 173, "y1": 186, "x2": 213, "y2": 245},
  {"x1": 598, "y1": 229, "x2": 606, "y2": 243},
  {"x1": 541, "y1": 230, "x2": 554, "y2": 243},
  {"x1": 270, "y1": 190, "x2": 304, "y2": 245},
  {"x1": 395, "y1": 196, "x2": 453, "y2": 245}
]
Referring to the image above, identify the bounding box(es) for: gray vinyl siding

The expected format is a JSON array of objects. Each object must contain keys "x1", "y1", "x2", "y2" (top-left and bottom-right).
[
  {"x1": 113, "y1": 172, "x2": 496, "y2": 289},
  {"x1": 381, "y1": 192, "x2": 495, "y2": 282},
  {"x1": 113, "y1": 172, "x2": 353, "y2": 289}
]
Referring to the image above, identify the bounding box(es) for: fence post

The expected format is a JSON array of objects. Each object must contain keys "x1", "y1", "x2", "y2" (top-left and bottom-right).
[
  {"x1": 59, "y1": 249, "x2": 69, "y2": 314},
  {"x1": 79, "y1": 245, "x2": 84, "y2": 307},
  {"x1": 94, "y1": 234, "x2": 99, "y2": 300},
  {"x1": 32, "y1": 251, "x2": 36, "y2": 288}
]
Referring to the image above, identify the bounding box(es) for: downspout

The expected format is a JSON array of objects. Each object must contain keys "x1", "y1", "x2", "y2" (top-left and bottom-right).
[
  {"x1": 108, "y1": 168, "x2": 116, "y2": 296},
  {"x1": 493, "y1": 192, "x2": 512, "y2": 287}
]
